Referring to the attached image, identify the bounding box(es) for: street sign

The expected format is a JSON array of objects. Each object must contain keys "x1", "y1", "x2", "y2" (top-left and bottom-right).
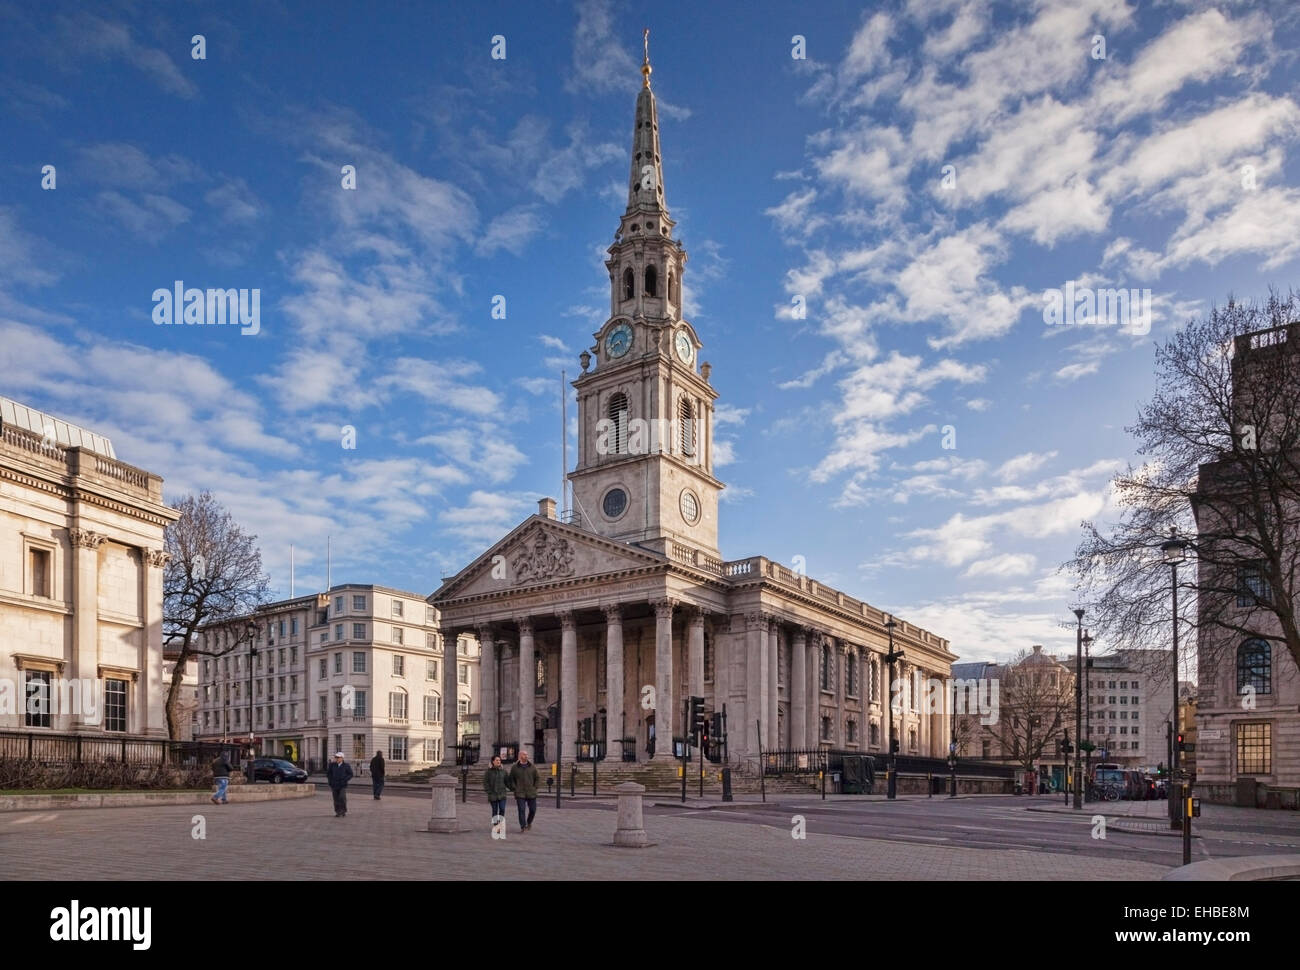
[{"x1": 1199, "y1": 729, "x2": 1223, "y2": 741}]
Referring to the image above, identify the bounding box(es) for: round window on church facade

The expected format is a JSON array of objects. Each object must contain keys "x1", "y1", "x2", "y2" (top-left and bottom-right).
[
  {"x1": 680, "y1": 489, "x2": 700, "y2": 525},
  {"x1": 602, "y1": 487, "x2": 628, "y2": 520}
]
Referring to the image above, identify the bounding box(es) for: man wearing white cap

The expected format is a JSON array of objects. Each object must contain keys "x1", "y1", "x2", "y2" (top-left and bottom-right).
[{"x1": 326, "y1": 751, "x2": 354, "y2": 817}]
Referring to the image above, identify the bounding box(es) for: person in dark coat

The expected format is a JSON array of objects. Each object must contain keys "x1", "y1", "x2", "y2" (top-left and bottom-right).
[
  {"x1": 210, "y1": 754, "x2": 231, "y2": 805},
  {"x1": 483, "y1": 755, "x2": 509, "y2": 824},
  {"x1": 326, "y1": 751, "x2": 353, "y2": 817},
  {"x1": 506, "y1": 749, "x2": 541, "y2": 831},
  {"x1": 369, "y1": 751, "x2": 385, "y2": 800}
]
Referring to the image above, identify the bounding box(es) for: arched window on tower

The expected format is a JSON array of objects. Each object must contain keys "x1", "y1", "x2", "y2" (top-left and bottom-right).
[
  {"x1": 607, "y1": 393, "x2": 629, "y2": 455},
  {"x1": 820, "y1": 644, "x2": 831, "y2": 691},
  {"x1": 644, "y1": 264, "x2": 658, "y2": 298},
  {"x1": 622, "y1": 267, "x2": 634, "y2": 301},
  {"x1": 679, "y1": 397, "x2": 695, "y2": 456},
  {"x1": 667, "y1": 271, "x2": 675, "y2": 304}
]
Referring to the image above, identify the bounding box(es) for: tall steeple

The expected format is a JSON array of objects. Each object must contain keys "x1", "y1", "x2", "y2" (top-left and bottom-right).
[
  {"x1": 620, "y1": 28, "x2": 674, "y2": 243},
  {"x1": 568, "y1": 34, "x2": 723, "y2": 558}
]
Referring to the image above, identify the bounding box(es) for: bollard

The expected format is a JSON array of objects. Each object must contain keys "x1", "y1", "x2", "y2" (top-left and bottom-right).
[
  {"x1": 428, "y1": 774, "x2": 459, "y2": 833},
  {"x1": 613, "y1": 781, "x2": 648, "y2": 847},
  {"x1": 721, "y1": 767, "x2": 733, "y2": 802}
]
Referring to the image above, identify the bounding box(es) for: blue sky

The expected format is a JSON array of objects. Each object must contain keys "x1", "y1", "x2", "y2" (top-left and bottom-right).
[{"x1": 3, "y1": 0, "x2": 1298, "y2": 665}]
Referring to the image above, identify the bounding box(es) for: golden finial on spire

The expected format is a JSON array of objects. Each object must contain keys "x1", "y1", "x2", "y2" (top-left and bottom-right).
[{"x1": 641, "y1": 28, "x2": 652, "y2": 88}]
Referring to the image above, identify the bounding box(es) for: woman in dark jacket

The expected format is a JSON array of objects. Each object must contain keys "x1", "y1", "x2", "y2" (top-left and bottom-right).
[{"x1": 483, "y1": 755, "x2": 509, "y2": 823}]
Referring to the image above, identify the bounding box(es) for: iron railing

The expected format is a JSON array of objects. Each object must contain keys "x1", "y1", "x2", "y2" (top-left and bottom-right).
[
  {"x1": 0, "y1": 729, "x2": 243, "y2": 767},
  {"x1": 759, "y1": 747, "x2": 1017, "y2": 780}
]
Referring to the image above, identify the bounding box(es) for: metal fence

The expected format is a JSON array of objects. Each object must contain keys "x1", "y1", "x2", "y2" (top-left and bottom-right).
[
  {"x1": 0, "y1": 730, "x2": 242, "y2": 767},
  {"x1": 760, "y1": 747, "x2": 1016, "y2": 780}
]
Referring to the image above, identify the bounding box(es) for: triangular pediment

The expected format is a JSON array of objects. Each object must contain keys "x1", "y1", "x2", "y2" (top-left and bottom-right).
[{"x1": 430, "y1": 516, "x2": 667, "y2": 603}]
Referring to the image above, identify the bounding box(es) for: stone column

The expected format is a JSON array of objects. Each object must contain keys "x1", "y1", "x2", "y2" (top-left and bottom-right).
[
  {"x1": 807, "y1": 631, "x2": 822, "y2": 747},
  {"x1": 559, "y1": 610, "x2": 578, "y2": 767},
  {"x1": 517, "y1": 617, "x2": 535, "y2": 760},
  {"x1": 69, "y1": 528, "x2": 103, "y2": 733},
  {"x1": 428, "y1": 774, "x2": 459, "y2": 832},
  {"x1": 652, "y1": 599, "x2": 676, "y2": 761},
  {"x1": 687, "y1": 606, "x2": 705, "y2": 700},
  {"x1": 477, "y1": 624, "x2": 496, "y2": 752},
  {"x1": 141, "y1": 548, "x2": 169, "y2": 737},
  {"x1": 744, "y1": 612, "x2": 763, "y2": 757},
  {"x1": 613, "y1": 781, "x2": 648, "y2": 847},
  {"x1": 767, "y1": 619, "x2": 780, "y2": 750},
  {"x1": 603, "y1": 604, "x2": 624, "y2": 761},
  {"x1": 440, "y1": 627, "x2": 458, "y2": 765},
  {"x1": 790, "y1": 628, "x2": 807, "y2": 749}
]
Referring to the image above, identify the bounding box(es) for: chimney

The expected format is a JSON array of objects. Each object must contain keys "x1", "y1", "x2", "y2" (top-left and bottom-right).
[
  {"x1": 1032, "y1": 644, "x2": 1043, "y2": 654},
  {"x1": 538, "y1": 497, "x2": 557, "y2": 520}
]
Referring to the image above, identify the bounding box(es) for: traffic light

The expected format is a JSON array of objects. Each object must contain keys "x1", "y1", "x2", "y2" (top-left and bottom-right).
[
  {"x1": 1175, "y1": 732, "x2": 1185, "y2": 753},
  {"x1": 688, "y1": 695, "x2": 706, "y2": 742},
  {"x1": 1157, "y1": 762, "x2": 1166, "y2": 777}
]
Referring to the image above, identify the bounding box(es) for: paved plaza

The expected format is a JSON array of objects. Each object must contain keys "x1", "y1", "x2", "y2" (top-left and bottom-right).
[{"x1": 0, "y1": 789, "x2": 1184, "y2": 880}]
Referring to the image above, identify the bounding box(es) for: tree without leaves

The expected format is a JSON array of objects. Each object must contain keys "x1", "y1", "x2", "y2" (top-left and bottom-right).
[
  {"x1": 163, "y1": 492, "x2": 271, "y2": 740},
  {"x1": 1068, "y1": 291, "x2": 1300, "y2": 696},
  {"x1": 978, "y1": 650, "x2": 1076, "y2": 773}
]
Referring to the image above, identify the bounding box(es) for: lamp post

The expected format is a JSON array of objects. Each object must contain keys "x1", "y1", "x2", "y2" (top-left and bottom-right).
[
  {"x1": 245, "y1": 620, "x2": 258, "y2": 778},
  {"x1": 884, "y1": 616, "x2": 903, "y2": 800},
  {"x1": 1072, "y1": 608, "x2": 1084, "y2": 809},
  {"x1": 1161, "y1": 531, "x2": 1188, "y2": 831},
  {"x1": 1083, "y1": 631, "x2": 1093, "y2": 801}
]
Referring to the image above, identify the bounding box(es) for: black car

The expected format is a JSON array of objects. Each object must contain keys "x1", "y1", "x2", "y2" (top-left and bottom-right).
[{"x1": 250, "y1": 757, "x2": 308, "y2": 784}]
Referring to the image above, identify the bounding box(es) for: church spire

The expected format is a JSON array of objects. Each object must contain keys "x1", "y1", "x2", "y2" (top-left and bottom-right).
[{"x1": 626, "y1": 27, "x2": 669, "y2": 222}]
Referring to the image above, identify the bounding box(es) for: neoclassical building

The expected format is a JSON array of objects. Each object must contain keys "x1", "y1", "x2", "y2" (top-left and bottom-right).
[
  {"x1": 0, "y1": 396, "x2": 179, "y2": 737},
  {"x1": 429, "y1": 48, "x2": 956, "y2": 768}
]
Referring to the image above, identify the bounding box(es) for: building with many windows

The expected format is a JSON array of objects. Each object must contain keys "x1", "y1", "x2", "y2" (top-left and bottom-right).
[
  {"x1": 195, "y1": 584, "x2": 479, "y2": 771},
  {"x1": 0, "y1": 396, "x2": 179, "y2": 737},
  {"x1": 1082, "y1": 650, "x2": 1172, "y2": 771}
]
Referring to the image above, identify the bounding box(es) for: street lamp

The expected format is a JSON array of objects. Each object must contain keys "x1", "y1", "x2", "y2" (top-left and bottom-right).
[
  {"x1": 884, "y1": 616, "x2": 903, "y2": 800},
  {"x1": 1161, "y1": 531, "x2": 1188, "y2": 830},
  {"x1": 245, "y1": 620, "x2": 258, "y2": 772},
  {"x1": 1083, "y1": 630, "x2": 1093, "y2": 801},
  {"x1": 1072, "y1": 607, "x2": 1084, "y2": 810}
]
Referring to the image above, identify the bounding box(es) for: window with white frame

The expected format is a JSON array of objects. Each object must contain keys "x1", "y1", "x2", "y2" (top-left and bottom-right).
[
  {"x1": 389, "y1": 689, "x2": 408, "y2": 721},
  {"x1": 353, "y1": 595, "x2": 366, "y2": 611},
  {"x1": 424, "y1": 694, "x2": 441, "y2": 723},
  {"x1": 458, "y1": 663, "x2": 469, "y2": 686},
  {"x1": 425, "y1": 738, "x2": 441, "y2": 762},
  {"x1": 393, "y1": 655, "x2": 405, "y2": 676},
  {"x1": 389, "y1": 736, "x2": 409, "y2": 761},
  {"x1": 352, "y1": 652, "x2": 366, "y2": 673},
  {"x1": 426, "y1": 659, "x2": 438, "y2": 681},
  {"x1": 352, "y1": 623, "x2": 365, "y2": 640},
  {"x1": 458, "y1": 698, "x2": 469, "y2": 719},
  {"x1": 392, "y1": 627, "x2": 404, "y2": 645},
  {"x1": 392, "y1": 600, "x2": 404, "y2": 618}
]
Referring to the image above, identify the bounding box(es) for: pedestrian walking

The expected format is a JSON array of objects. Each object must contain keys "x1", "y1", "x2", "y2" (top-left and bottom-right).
[
  {"x1": 327, "y1": 751, "x2": 353, "y2": 817},
  {"x1": 370, "y1": 750, "x2": 385, "y2": 800},
  {"x1": 483, "y1": 755, "x2": 509, "y2": 824},
  {"x1": 506, "y1": 749, "x2": 541, "y2": 831},
  {"x1": 210, "y1": 753, "x2": 231, "y2": 805}
]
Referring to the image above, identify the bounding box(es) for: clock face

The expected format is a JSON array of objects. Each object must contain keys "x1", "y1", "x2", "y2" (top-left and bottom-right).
[
  {"x1": 674, "y1": 330, "x2": 693, "y2": 363},
  {"x1": 606, "y1": 322, "x2": 633, "y2": 359}
]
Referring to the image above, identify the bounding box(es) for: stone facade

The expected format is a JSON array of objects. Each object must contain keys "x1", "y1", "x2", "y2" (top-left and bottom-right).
[
  {"x1": 0, "y1": 396, "x2": 179, "y2": 737},
  {"x1": 429, "y1": 53, "x2": 955, "y2": 769},
  {"x1": 195, "y1": 584, "x2": 479, "y2": 769}
]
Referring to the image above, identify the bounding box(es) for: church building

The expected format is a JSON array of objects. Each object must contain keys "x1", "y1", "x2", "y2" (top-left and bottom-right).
[{"x1": 428, "y1": 40, "x2": 956, "y2": 770}]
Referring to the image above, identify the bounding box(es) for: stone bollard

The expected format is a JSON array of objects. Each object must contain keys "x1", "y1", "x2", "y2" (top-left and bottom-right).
[
  {"x1": 613, "y1": 781, "x2": 649, "y2": 847},
  {"x1": 428, "y1": 774, "x2": 459, "y2": 833}
]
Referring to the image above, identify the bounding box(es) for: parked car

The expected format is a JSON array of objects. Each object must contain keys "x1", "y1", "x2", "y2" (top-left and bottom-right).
[{"x1": 249, "y1": 757, "x2": 308, "y2": 784}]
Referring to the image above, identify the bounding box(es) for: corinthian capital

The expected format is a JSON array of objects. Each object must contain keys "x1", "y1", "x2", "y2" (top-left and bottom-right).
[
  {"x1": 557, "y1": 609, "x2": 577, "y2": 632},
  {"x1": 516, "y1": 615, "x2": 534, "y2": 636},
  {"x1": 651, "y1": 598, "x2": 676, "y2": 620},
  {"x1": 69, "y1": 528, "x2": 105, "y2": 549},
  {"x1": 144, "y1": 549, "x2": 170, "y2": 568},
  {"x1": 601, "y1": 603, "x2": 624, "y2": 623}
]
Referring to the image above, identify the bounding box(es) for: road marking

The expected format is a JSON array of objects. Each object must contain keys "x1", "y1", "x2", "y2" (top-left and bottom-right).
[{"x1": 890, "y1": 833, "x2": 949, "y2": 841}]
